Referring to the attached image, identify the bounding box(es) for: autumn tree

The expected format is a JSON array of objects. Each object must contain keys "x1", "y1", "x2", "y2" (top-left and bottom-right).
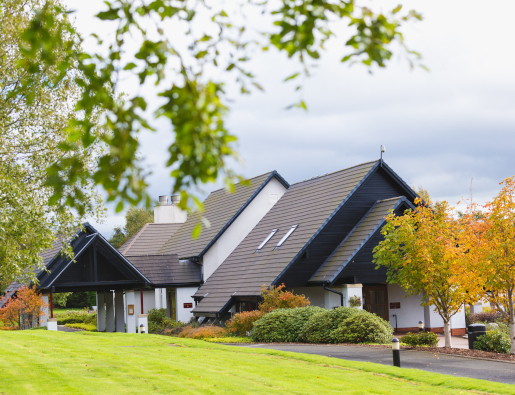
[
  {"x1": 0, "y1": 0, "x2": 104, "y2": 284},
  {"x1": 0, "y1": 285, "x2": 47, "y2": 329},
  {"x1": 465, "y1": 177, "x2": 515, "y2": 354},
  {"x1": 16, "y1": 0, "x2": 424, "y2": 216},
  {"x1": 258, "y1": 284, "x2": 310, "y2": 313},
  {"x1": 373, "y1": 199, "x2": 479, "y2": 348}
]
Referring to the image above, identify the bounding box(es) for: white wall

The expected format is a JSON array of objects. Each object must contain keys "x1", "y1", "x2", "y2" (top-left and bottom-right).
[
  {"x1": 134, "y1": 290, "x2": 157, "y2": 316},
  {"x1": 388, "y1": 284, "x2": 424, "y2": 330},
  {"x1": 41, "y1": 295, "x2": 49, "y2": 327},
  {"x1": 202, "y1": 177, "x2": 287, "y2": 280},
  {"x1": 294, "y1": 287, "x2": 325, "y2": 307},
  {"x1": 175, "y1": 287, "x2": 198, "y2": 323}
]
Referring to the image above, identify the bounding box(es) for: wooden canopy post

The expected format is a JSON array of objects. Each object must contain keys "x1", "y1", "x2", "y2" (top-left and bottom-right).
[
  {"x1": 49, "y1": 292, "x2": 54, "y2": 319},
  {"x1": 140, "y1": 289, "x2": 144, "y2": 314}
]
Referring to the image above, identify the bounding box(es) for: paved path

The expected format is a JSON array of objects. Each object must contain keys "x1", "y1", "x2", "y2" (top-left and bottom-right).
[
  {"x1": 237, "y1": 343, "x2": 515, "y2": 385},
  {"x1": 57, "y1": 325, "x2": 84, "y2": 332}
]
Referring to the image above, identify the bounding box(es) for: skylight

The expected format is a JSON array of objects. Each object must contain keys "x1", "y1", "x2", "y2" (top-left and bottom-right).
[
  {"x1": 275, "y1": 225, "x2": 298, "y2": 248},
  {"x1": 255, "y1": 229, "x2": 278, "y2": 252}
]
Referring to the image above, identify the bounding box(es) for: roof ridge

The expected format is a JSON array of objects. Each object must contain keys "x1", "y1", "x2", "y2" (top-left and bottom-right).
[
  {"x1": 292, "y1": 160, "x2": 379, "y2": 186},
  {"x1": 208, "y1": 171, "x2": 276, "y2": 194},
  {"x1": 120, "y1": 223, "x2": 149, "y2": 255}
]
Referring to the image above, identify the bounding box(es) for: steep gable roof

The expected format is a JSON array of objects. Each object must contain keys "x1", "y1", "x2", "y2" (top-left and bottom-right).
[
  {"x1": 159, "y1": 171, "x2": 289, "y2": 258},
  {"x1": 310, "y1": 197, "x2": 413, "y2": 283},
  {"x1": 119, "y1": 223, "x2": 183, "y2": 256},
  {"x1": 192, "y1": 161, "x2": 379, "y2": 315}
]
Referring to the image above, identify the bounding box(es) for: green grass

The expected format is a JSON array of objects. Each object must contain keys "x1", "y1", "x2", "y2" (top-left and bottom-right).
[
  {"x1": 0, "y1": 331, "x2": 513, "y2": 394},
  {"x1": 53, "y1": 308, "x2": 87, "y2": 315},
  {"x1": 64, "y1": 323, "x2": 97, "y2": 331}
]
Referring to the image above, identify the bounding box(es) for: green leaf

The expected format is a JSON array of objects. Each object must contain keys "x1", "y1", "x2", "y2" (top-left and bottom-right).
[{"x1": 192, "y1": 223, "x2": 202, "y2": 239}]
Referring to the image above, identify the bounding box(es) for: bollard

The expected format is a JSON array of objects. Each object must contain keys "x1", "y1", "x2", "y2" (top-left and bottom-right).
[
  {"x1": 392, "y1": 338, "x2": 400, "y2": 367},
  {"x1": 418, "y1": 321, "x2": 424, "y2": 333}
]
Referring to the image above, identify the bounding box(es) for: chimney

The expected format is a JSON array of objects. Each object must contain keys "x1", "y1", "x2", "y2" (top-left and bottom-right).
[{"x1": 154, "y1": 194, "x2": 187, "y2": 224}]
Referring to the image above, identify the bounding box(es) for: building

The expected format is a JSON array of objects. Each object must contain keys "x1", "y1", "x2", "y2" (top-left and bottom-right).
[{"x1": 1, "y1": 160, "x2": 466, "y2": 334}]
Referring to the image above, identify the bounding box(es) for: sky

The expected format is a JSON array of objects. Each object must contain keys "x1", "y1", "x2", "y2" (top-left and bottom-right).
[{"x1": 66, "y1": 0, "x2": 515, "y2": 237}]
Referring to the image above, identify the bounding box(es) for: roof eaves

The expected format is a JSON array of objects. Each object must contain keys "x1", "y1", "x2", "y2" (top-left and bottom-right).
[
  {"x1": 325, "y1": 197, "x2": 411, "y2": 284},
  {"x1": 197, "y1": 171, "x2": 289, "y2": 258},
  {"x1": 271, "y1": 161, "x2": 380, "y2": 286}
]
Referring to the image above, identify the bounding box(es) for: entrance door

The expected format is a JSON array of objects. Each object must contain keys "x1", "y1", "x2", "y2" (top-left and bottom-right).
[
  {"x1": 363, "y1": 285, "x2": 388, "y2": 321},
  {"x1": 167, "y1": 289, "x2": 176, "y2": 320}
]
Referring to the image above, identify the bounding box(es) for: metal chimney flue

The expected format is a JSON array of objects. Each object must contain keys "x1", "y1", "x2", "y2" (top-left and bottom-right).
[
  {"x1": 159, "y1": 195, "x2": 169, "y2": 206},
  {"x1": 171, "y1": 195, "x2": 181, "y2": 205}
]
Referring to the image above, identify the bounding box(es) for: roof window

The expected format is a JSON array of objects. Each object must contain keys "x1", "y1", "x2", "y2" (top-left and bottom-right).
[
  {"x1": 275, "y1": 225, "x2": 298, "y2": 248},
  {"x1": 255, "y1": 229, "x2": 278, "y2": 252}
]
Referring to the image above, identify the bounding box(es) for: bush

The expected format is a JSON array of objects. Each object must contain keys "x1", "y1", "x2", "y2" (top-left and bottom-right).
[
  {"x1": 251, "y1": 306, "x2": 325, "y2": 343},
  {"x1": 226, "y1": 310, "x2": 264, "y2": 336},
  {"x1": 258, "y1": 284, "x2": 310, "y2": 313},
  {"x1": 329, "y1": 310, "x2": 393, "y2": 344},
  {"x1": 178, "y1": 325, "x2": 227, "y2": 339},
  {"x1": 467, "y1": 311, "x2": 503, "y2": 326},
  {"x1": 401, "y1": 332, "x2": 438, "y2": 347},
  {"x1": 65, "y1": 323, "x2": 97, "y2": 332},
  {"x1": 474, "y1": 330, "x2": 510, "y2": 354},
  {"x1": 300, "y1": 307, "x2": 361, "y2": 343},
  {"x1": 55, "y1": 309, "x2": 96, "y2": 325},
  {"x1": 147, "y1": 308, "x2": 183, "y2": 333}
]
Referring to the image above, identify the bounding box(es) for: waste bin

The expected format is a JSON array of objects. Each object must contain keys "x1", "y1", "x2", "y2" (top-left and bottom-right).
[{"x1": 468, "y1": 323, "x2": 486, "y2": 349}]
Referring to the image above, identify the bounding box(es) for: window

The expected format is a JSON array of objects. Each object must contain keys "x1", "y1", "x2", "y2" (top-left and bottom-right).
[
  {"x1": 275, "y1": 225, "x2": 298, "y2": 248},
  {"x1": 255, "y1": 229, "x2": 278, "y2": 252}
]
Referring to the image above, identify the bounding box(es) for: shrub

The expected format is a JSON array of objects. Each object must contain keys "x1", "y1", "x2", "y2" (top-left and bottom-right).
[
  {"x1": 401, "y1": 331, "x2": 438, "y2": 347},
  {"x1": 348, "y1": 296, "x2": 362, "y2": 308},
  {"x1": 251, "y1": 306, "x2": 325, "y2": 343},
  {"x1": 55, "y1": 309, "x2": 96, "y2": 325},
  {"x1": 258, "y1": 284, "x2": 310, "y2": 313},
  {"x1": 474, "y1": 330, "x2": 510, "y2": 354},
  {"x1": 226, "y1": 310, "x2": 264, "y2": 335},
  {"x1": 300, "y1": 307, "x2": 361, "y2": 343},
  {"x1": 178, "y1": 325, "x2": 227, "y2": 339},
  {"x1": 467, "y1": 311, "x2": 502, "y2": 326},
  {"x1": 65, "y1": 323, "x2": 97, "y2": 332},
  {"x1": 147, "y1": 308, "x2": 183, "y2": 333},
  {"x1": 330, "y1": 310, "x2": 393, "y2": 344}
]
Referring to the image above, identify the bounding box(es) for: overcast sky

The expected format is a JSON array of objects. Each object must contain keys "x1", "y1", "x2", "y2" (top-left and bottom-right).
[{"x1": 66, "y1": 0, "x2": 515, "y2": 237}]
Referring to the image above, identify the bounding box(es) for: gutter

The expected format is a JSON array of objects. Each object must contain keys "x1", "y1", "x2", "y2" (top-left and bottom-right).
[{"x1": 324, "y1": 285, "x2": 344, "y2": 307}]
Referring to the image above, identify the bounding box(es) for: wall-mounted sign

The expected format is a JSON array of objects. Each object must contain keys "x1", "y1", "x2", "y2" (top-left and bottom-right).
[
  {"x1": 390, "y1": 302, "x2": 400, "y2": 309},
  {"x1": 184, "y1": 303, "x2": 193, "y2": 308},
  {"x1": 128, "y1": 304, "x2": 135, "y2": 315}
]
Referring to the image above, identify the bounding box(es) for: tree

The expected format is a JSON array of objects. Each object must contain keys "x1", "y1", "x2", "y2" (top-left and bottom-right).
[
  {"x1": 0, "y1": 0, "x2": 104, "y2": 285},
  {"x1": 16, "y1": 0, "x2": 424, "y2": 215},
  {"x1": 373, "y1": 199, "x2": 478, "y2": 348},
  {"x1": 465, "y1": 177, "x2": 515, "y2": 354},
  {"x1": 0, "y1": 285, "x2": 47, "y2": 329},
  {"x1": 259, "y1": 284, "x2": 310, "y2": 313},
  {"x1": 109, "y1": 207, "x2": 154, "y2": 248}
]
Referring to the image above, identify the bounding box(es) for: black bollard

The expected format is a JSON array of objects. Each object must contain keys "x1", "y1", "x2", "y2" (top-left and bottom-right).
[
  {"x1": 418, "y1": 320, "x2": 424, "y2": 333},
  {"x1": 392, "y1": 338, "x2": 401, "y2": 367}
]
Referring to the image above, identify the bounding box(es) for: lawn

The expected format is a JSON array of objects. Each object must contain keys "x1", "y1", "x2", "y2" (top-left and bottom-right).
[{"x1": 0, "y1": 331, "x2": 513, "y2": 395}]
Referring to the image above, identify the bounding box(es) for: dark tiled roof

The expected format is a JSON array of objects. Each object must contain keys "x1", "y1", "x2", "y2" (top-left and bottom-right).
[
  {"x1": 126, "y1": 255, "x2": 201, "y2": 285},
  {"x1": 192, "y1": 161, "x2": 378, "y2": 314},
  {"x1": 310, "y1": 197, "x2": 405, "y2": 283},
  {"x1": 119, "y1": 223, "x2": 183, "y2": 256},
  {"x1": 159, "y1": 171, "x2": 288, "y2": 258}
]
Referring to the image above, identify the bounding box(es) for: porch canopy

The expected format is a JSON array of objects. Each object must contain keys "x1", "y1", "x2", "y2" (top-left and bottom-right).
[{"x1": 37, "y1": 224, "x2": 151, "y2": 294}]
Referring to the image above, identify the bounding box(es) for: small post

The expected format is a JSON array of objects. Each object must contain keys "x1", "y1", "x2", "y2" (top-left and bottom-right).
[
  {"x1": 49, "y1": 292, "x2": 54, "y2": 319},
  {"x1": 139, "y1": 324, "x2": 146, "y2": 334},
  {"x1": 392, "y1": 338, "x2": 400, "y2": 367},
  {"x1": 418, "y1": 320, "x2": 424, "y2": 332}
]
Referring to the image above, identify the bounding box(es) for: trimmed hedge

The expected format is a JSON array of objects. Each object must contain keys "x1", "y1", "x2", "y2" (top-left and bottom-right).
[
  {"x1": 251, "y1": 307, "x2": 325, "y2": 343},
  {"x1": 330, "y1": 310, "x2": 392, "y2": 344},
  {"x1": 401, "y1": 331, "x2": 438, "y2": 347},
  {"x1": 252, "y1": 306, "x2": 393, "y2": 344},
  {"x1": 474, "y1": 330, "x2": 510, "y2": 354},
  {"x1": 56, "y1": 310, "x2": 96, "y2": 325},
  {"x1": 300, "y1": 307, "x2": 360, "y2": 343}
]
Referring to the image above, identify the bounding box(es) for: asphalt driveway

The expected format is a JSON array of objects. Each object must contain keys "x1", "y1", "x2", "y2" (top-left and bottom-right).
[{"x1": 237, "y1": 343, "x2": 515, "y2": 385}]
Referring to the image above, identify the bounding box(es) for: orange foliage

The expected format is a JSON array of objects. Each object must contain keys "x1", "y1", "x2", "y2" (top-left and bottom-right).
[
  {"x1": 178, "y1": 325, "x2": 227, "y2": 339},
  {"x1": 226, "y1": 310, "x2": 264, "y2": 335},
  {"x1": 258, "y1": 283, "x2": 310, "y2": 313},
  {"x1": 0, "y1": 285, "x2": 48, "y2": 330}
]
